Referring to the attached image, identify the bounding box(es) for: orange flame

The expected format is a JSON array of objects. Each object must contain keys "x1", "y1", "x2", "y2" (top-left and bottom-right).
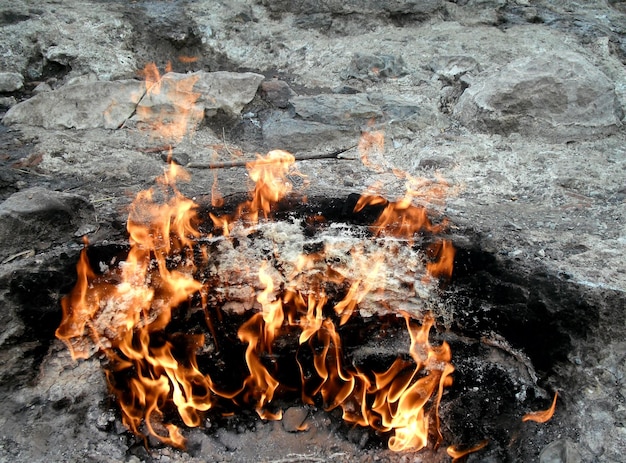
[
  {"x1": 136, "y1": 63, "x2": 203, "y2": 142},
  {"x1": 57, "y1": 150, "x2": 458, "y2": 450},
  {"x1": 522, "y1": 391, "x2": 558, "y2": 423},
  {"x1": 209, "y1": 149, "x2": 298, "y2": 235},
  {"x1": 178, "y1": 55, "x2": 199, "y2": 64},
  {"x1": 56, "y1": 70, "x2": 465, "y2": 452},
  {"x1": 447, "y1": 440, "x2": 489, "y2": 462}
]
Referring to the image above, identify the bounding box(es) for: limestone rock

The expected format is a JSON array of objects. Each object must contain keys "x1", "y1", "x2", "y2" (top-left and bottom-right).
[
  {"x1": 344, "y1": 53, "x2": 407, "y2": 81},
  {"x1": 262, "y1": 112, "x2": 356, "y2": 152},
  {"x1": 367, "y1": 93, "x2": 436, "y2": 126},
  {"x1": 2, "y1": 80, "x2": 145, "y2": 130},
  {"x1": 0, "y1": 72, "x2": 24, "y2": 92},
  {"x1": 453, "y1": 52, "x2": 624, "y2": 140},
  {"x1": 260, "y1": 79, "x2": 295, "y2": 108},
  {"x1": 0, "y1": 188, "x2": 95, "y2": 260},
  {"x1": 133, "y1": 73, "x2": 205, "y2": 137},
  {"x1": 136, "y1": 71, "x2": 264, "y2": 119},
  {"x1": 261, "y1": 0, "x2": 443, "y2": 16},
  {"x1": 193, "y1": 71, "x2": 265, "y2": 115},
  {"x1": 2, "y1": 71, "x2": 264, "y2": 132},
  {"x1": 291, "y1": 93, "x2": 382, "y2": 125},
  {"x1": 430, "y1": 55, "x2": 481, "y2": 81},
  {"x1": 132, "y1": 71, "x2": 263, "y2": 138},
  {"x1": 0, "y1": 2, "x2": 136, "y2": 81},
  {"x1": 268, "y1": 92, "x2": 382, "y2": 150},
  {"x1": 282, "y1": 407, "x2": 309, "y2": 432},
  {"x1": 539, "y1": 439, "x2": 582, "y2": 463}
]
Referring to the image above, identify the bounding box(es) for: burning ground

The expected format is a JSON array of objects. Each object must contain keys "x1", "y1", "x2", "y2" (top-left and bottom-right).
[{"x1": 1, "y1": 1, "x2": 626, "y2": 462}]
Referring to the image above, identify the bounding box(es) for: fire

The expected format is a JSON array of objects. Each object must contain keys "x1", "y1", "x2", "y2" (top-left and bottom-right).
[
  {"x1": 56, "y1": 63, "x2": 465, "y2": 455},
  {"x1": 56, "y1": 151, "x2": 457, "y2": 451},
  {"x1": 522, "y1": 391, "x2": 559, "y2": 423},
  {"x1": 136, "y1": 63, "x2": 203, "y2": 142},
  {"x1": 447, "y1": 440, "x2": 489, "y2": 462}
]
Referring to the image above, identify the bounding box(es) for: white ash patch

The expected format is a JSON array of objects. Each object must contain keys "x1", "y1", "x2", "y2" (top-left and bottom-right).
[
  {"x1": 78, "y1": 217, "x2": 445, "y2": 353},
  {"x1": 205, "y1": 218, "x2": 440, "y2": 319}
]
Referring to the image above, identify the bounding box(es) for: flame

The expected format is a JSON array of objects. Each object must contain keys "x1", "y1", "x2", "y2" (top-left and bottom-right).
[
  {"x1": 57, "y1": 151, "x2": 457, "y2": 450},
  {"x1": 358, "y1": 129, "x2": 386, "y2": 171},
  {"x1": 178, "y1": 55, "x2": 199, "y2": 64},
  {"x1": 209, "y1": 149, "x2": 298, "y2": 235},
  {"x1": 55, "y1": 238, "x2": 100, "y2": 359},
  {"x1": 56, "y1": 67, "x2": 465, "y2": 453},
  {"x1": 446, "y1": 440, "x2": 489, "y2": 462},
  {"x1": 522, "y1": 391, "x2": 558, "y2": 423},
  {"x1": 427, "y1": 239, "x2": 456, "y2": 280},
  {"x1": 294, "y1": 312, "x2": 454, "y2": 452},
  {"x1": 136, "y1": 63, "x2": 203, "y2": 142}
]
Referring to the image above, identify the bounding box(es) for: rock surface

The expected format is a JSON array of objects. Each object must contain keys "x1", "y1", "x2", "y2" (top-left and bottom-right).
[
  {"x1": 454, "y1": 51, "x2": 624, "y2": 139},
  {"x1": 3, "y1": 80, "x2": 145, "y2": 130},
  {"x1": 0, "y1": 187, "x2": 95, "y2": 260},
  {"x1": 0, "y1": 72, "x2": 24, "y2": 93},
  {"x1": 3, "y1": 71, "x2": 263, "y2": 132},
  {"x1": 0, "y1": 1, "x2": 625, "y2": 463}
]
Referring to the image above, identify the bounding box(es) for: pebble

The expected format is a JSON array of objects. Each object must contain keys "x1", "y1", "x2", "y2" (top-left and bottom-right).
[{"x1": 281, "y1": 406, "x2": 309, "y2": 432}]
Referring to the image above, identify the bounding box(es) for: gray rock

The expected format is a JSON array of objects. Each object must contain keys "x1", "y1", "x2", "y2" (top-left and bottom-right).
[
  {"x1": 215, "y1": 429, "x2": 242, "y2": 451},
  {"x1": 0, "y1": 72, "x2": 24, "y2": 92},
  {"x1": 261, "y1": 0, "x2": 443, "y2": 16},
  {"x1": 539, "y1": 439, "x2": 582, "y2": 463},
  {"x1": 192, "y1": 71, "x2": 264, "y2": 116},
  {"x1": 0, "y1": 187, "x2": 95, "y2": 260},
  {"x1": 291, "y1": 93, "x2": 382, "y2": 125},
  {"x1": 262, "y1": 112, "x2": 356, "y2": 152},
  {"x1": 3, "y1": 71, "x2": 263, "y2": 132},
  {"x1": 453, "y1": 52, "x2": 624, "y2": 140},
  {"x1": 430, "y1": 55, "x2": 481, "y2": 81},
  {"x1": 367, "y1": 93, "x2": 422, "y2": 121},
  {"x1": 0, "y1": 2, "x2": 136, "y2": 81},
  {"x1": 2, "y1": 80, "x2": 145, "y2": 130},
  {"x1": 132, "y1": 70, "x2": 263, "y2": 138},
  {"x1": 260, "y1": 79, "x2": 295, "y2": 108},
  {"x1": 132, "y1": 73, "x2": 205, "y2": 137},
  {"x1": 345, "y1": 53, "x2": 407, "y2": 81},
  {"x1": 0, "y1": 96, "x2": 17, "y2": 108},
  {"x1": 281, "y1": 406, "x2": 309, "y2": 432}
]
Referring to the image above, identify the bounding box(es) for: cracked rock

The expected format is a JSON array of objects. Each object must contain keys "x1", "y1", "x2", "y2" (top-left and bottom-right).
[
  {"x1": 2, "y1": 80, "x2": 145, "y2": 130},
  {"x1": 453, "y1": 51, "x2": 624, "y2": 140},
  {"x1": 0, "y1": 187, "x2": 95, "y2": 259}
]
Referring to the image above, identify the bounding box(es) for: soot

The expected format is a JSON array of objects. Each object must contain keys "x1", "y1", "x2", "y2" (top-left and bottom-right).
[{"x1": 9, "y1": 194, "x2": 598, "y2": 458}]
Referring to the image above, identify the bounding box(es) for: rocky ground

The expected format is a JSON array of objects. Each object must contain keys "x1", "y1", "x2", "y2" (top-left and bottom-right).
[{"x1": 0, "y1": 1, "x2": 625, "y2": 462}]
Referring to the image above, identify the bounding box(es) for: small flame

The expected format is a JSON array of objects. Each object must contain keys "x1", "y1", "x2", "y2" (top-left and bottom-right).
[
  {"x1": 178, "y1": 55, "x2": 199, "y2": 64},
  {"x1": 358, "y1": 130, "x2": 386, "y2": 171},
  {"x1": 446, "y1": 440, "x2": 489, "y2": 462},
  {"x1": 522, "y1": 391, "x2": 558, "y2": 423},
  {"x1": 427, "y1": 239, "x2": 456, "y2": 280},
  {"x1": 209, "y1": 149, "x2": 298, "y2": 235},
  {"x1": 136, "y1": 63, "x2": 203, "y2": 142}
]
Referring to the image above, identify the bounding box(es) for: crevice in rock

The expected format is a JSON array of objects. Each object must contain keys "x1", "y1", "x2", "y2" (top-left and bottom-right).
[{"x1": 122, "y1": 3, "x2": 238, "y2": 74}]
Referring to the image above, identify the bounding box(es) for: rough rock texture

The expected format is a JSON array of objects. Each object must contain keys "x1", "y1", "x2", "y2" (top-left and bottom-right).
[
  {"x1": 0, "y1": 0, "x2": 625, "y2": 462},
  {"x1": 0, "y1": 72, "x2": 24, "y2": 93},
  {"x1": 0, "y1": 1, "x2": 136, "y2": 81},
  {"x1": 3, "y1": 80, "x2": 145, "y2": 130},
  {"x1": 260, "y1": 0, "x2": 444, "y2": 16},
  {"x1": 454, "y1": 51, "x2": 624, "y2": 139},
  {"x1": 0, "y1": 187, "x2": 95, "y2": 260},
  {"x1": 193, "y1": 71, "x2": 264, "y2": 115},
  {"x1": 3, "y1": 71, "x2": 263, "y2": 132}
]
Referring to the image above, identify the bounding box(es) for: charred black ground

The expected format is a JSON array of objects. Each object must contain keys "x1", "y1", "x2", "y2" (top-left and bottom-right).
[{"x1": 0, "y1": 193, "x2": 597, "y2": 461}]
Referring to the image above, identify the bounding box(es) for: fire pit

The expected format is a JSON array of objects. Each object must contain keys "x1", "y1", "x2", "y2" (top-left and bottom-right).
[
  {"x1": 1, "y1": 42, "x2": 623, "y2": 460},
  {"x1": 41, "y1": 145, "x2": 569, "y2": 462}
]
